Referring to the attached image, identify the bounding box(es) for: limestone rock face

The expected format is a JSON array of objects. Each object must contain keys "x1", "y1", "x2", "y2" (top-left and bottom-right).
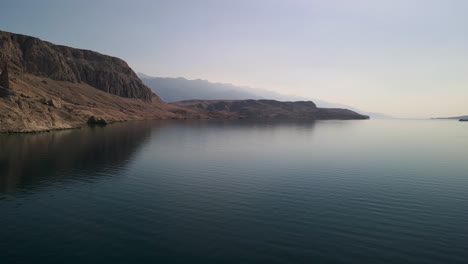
[{"x1": 0, "y1": 30, "x2": 155, "y2": 101}]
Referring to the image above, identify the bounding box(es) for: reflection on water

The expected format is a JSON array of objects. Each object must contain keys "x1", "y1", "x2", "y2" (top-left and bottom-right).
[
  {"x1": 1, "y1": 119, "x2": 467, "y2": 264},
  {"x1": 0, "y1": 120, "x2": 318, "y2": 194},
  {"x1": 0, "y1": 122, "x2": 153, "y2": 193}
]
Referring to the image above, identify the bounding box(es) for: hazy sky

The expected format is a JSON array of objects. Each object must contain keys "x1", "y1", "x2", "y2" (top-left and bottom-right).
[{"x1": 2, "y1": 0, "x2": 467, "y2": 118}]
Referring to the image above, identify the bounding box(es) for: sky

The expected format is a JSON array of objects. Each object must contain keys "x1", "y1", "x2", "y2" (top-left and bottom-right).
[{"x1": 1, "y1": 0, "x2": 468, "y2": 118}]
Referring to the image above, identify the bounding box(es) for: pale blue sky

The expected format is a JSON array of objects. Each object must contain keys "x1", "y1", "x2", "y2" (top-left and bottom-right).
[{"x1": 2, "y1": 0, "x2": 467, "y2": 117}]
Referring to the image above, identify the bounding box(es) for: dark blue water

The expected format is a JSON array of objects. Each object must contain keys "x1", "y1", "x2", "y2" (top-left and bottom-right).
[{"x1": 1, "y1": 120, "x2": 467, "y2": 263}]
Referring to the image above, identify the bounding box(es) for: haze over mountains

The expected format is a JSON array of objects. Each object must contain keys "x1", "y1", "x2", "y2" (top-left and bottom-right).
[
  {"x1": 139, "y1": 74, "x2": 391, "y2": 119},
  {"x1": 138, "y1": 73, "x2": 306, "y2": 102}
]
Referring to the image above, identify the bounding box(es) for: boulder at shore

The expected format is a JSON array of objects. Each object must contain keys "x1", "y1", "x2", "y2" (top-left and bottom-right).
[{"x1": 87, "y1": 116, "x2": 109, "y2": 125}]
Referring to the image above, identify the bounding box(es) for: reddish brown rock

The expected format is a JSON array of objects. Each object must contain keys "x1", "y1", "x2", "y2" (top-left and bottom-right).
[{"x1": 0, "y1": 30, "x2": 154, "y2": 101}]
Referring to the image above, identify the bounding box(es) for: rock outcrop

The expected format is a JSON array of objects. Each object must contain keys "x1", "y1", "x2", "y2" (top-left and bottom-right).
[
  {"x1": 87, "y1": 116, "x2": 109, "y2": 125},
  {"x1": 174, "y1": 99, "x2": 370, "y2": 120},
  {"x1": 0, "y1": 30, "x2": 154, "y2": 101}
]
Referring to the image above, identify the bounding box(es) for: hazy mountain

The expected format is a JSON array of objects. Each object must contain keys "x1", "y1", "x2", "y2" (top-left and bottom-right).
[
  {"x1": 139, "y1": 74, "x2": 393, "y2": 119},
  {"x1": 138, "y1": 75, "x2": 263, "y2": 102},
  {"x1": 432, "y1": 115, "x2": 468, "y2": 120},
  {"x1": 175, "y1": 100, "x2": 369, "y2": 120}
]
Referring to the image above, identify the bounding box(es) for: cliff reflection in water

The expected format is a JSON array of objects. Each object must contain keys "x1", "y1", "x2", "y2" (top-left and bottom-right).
[
  {"x1": 0, "y1": 119, "x2": 318, "y2": 194},
  {"x1": 0, "y1": 122, "x2": 153, "y2": 193}
]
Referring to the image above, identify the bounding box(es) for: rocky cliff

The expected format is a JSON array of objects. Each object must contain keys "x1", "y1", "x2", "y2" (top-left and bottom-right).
[
  {"x1": 0, "y1": 31, "x2": 197, "y2": 132},
  {"x1": 0, "y1": 30, "x2": 154, "y2": 101}
]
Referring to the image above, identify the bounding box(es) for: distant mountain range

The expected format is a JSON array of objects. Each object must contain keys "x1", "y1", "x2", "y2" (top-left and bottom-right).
[
  {"x1": 139, "y1": 73, "x2": 392, "y2": 119},
  {"x1": 432, "y1": 115, "x2": 468, "y2": 120},
  {"x1": 175, "y1": 100, "x2": 369, "y2": 120}
]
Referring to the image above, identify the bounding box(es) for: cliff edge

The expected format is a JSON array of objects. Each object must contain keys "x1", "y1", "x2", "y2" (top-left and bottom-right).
[{"x1": 0, "y1": 30, "x2": 154, "y2": 101}]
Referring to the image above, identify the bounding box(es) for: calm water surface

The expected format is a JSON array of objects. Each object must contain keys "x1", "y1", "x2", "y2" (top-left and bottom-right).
[{"x1": 1, "y1": 120, "x2": 467, "y2": 263}]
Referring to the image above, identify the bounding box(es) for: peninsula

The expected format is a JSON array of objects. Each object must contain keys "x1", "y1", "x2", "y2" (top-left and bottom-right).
[{"x1": 0, "y1": 30, "x2": 368, "y2": 133}]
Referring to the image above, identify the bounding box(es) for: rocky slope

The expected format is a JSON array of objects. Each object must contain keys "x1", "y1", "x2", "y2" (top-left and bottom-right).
[
  {"x1": 174, "y1": 100, "x2": 369, "y2": 120},
  {"x1": 0, "y1": 30, "x2": 154, "y2": 101},
  {"x1": 0, "y1": 72, "x2": 206, "y2": 132}
]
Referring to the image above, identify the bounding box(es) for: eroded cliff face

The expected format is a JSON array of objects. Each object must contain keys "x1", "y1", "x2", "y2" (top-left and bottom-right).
[{"x1": 0, "y1": 30, "x2": 154, "y2": 101}]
